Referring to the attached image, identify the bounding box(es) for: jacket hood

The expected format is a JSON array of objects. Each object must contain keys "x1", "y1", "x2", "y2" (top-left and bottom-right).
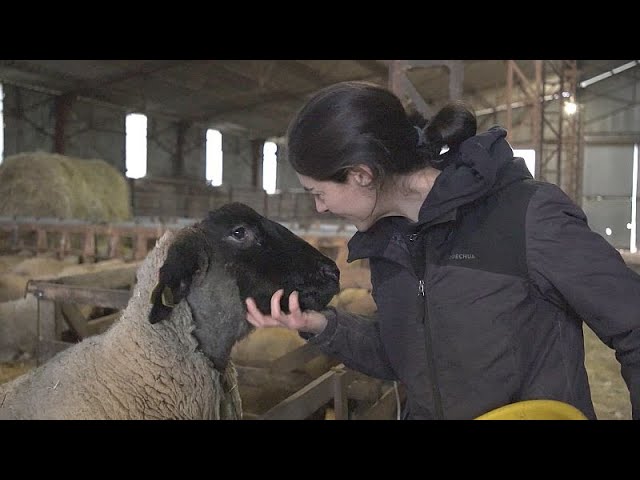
[
  {"x1": 416, "y1": 126, "x2": 532, "y2": 225},
  {"x1": 347, "y1": 126, "x2": 533, "y2": 261}
]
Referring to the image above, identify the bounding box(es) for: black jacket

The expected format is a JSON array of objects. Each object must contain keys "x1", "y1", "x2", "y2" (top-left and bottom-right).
[{"x1": 307, "y1": 126, "x2": 640, "y2": 420}]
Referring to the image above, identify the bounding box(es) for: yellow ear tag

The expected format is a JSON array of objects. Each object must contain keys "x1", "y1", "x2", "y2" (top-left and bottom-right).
[
  {"x1": 161, "y1": 286, "x2": 176, "y2": 307},
  {"x1": 150, "y1": 283, "x2": 176, "y2": 308}
]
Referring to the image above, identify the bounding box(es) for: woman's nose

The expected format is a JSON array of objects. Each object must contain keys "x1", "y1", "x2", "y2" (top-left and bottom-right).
[{"x1": 315, "y1": 197, "x2": 328, "y2": 213}]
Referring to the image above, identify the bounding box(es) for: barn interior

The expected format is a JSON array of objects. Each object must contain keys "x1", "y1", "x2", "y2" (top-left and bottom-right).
[{"x1": 0, "y1": 59, "x2": 638, "y2": 420}]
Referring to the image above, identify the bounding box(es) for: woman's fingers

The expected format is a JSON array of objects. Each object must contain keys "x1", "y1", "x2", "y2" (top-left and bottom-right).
[
  {"x1": 246, "y1": 290, "x2": 286, "y2": 328},
  {"x1": 245, "y1": 290, "x2": 306, "y2": 330},
  {"x1": 283, "y1": 291, "x2": 306, "y2": 330},
  {"x1": 288, "y1": 290, "x2": 301, "y2": 317},
  {"x1": 270, "y1": 289, "x2": 284, "y2": 319},
  {"x1": 245, "y1": 297, "x2": 265, "y2": 327}
]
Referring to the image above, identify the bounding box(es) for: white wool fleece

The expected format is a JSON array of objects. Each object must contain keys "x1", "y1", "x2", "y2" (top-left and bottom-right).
[{"x1": 0, "y1": 231, "x2": 243, "y2": 420}]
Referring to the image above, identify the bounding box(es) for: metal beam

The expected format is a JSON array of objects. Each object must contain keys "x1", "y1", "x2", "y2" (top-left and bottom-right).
[
  {"x1": 0, "y1": 60, "x2": 79, "y2": 83},
  {"x1": 352, "y1": 60, "x2": 389, "y2": 77},
  {"x1": 584, "y1": 100, "x2": 640, "y2": 126},
  {"x1": 53, "y1": 94, "x2": 74, "y2": 154},
  {"x1": 403, "y1": 60, "x2": 451, "y2": 69},
  {"x1": 388, "y1": 60, "x2": 463, "y2": 118},
  {"x1": 65, "y1": 60, "x2": 194, "y2": 97},
  {"x1": 212, "y1": 61, "x2": 276, "y2": 91},
  {"x1": 389, "y1": 61, "x2": 435, "y2": 118},
  {"x1": 192, "y1": 72, "x2": 382, "y2": 124},
  {"x1": 447, "y1": 60, "x2": 464, "y2": 101},
  {"x1": 277, "y1": 60, "x2": 327, "y2": 87}
]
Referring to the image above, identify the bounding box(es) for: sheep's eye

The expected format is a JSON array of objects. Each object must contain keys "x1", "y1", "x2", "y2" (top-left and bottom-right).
[
  {"x1": 226, "y1": 225, "x2": 259, "y2": 248},
  {"x1": 232, "y1": 227, "x2": 246, "y2": 240}
]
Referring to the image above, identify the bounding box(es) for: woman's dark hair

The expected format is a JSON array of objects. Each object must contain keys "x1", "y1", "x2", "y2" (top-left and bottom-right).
[{"x1": 286, "y1": 81, "x2": 477, "y2": 186}]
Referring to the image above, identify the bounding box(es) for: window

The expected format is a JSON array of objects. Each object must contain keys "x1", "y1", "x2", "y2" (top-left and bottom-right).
[
  {"x1": 0, "y1": 82, "x2": 4, "y2": 165},
  {"x1": 632, "y1": 144, "x2": 638, "y2": 253},
  {"x1": 125, "y1": 113, "x2": 147, "y2": 179},
  {"x1": 206, "y1": 129, "x2": 223, "y2": 186},
  {"x1": 263, "y1": 141, "x2": 277, "y2": 194},
  {"x1": 513, "y1": 149, "x2": 535, "y2": 178}
]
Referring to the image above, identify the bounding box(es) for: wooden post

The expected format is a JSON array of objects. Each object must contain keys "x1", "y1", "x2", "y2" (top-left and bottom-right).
[
  {"x1": 251, "y1": 139, "x2": 265, "y2": 189},
  {"x1": 36, "y1": 229, "x2": 48, "y2": 253},
  {"x1": 108, "y1": 233, "x2": 121, "y2": 259},
  {"x1": 54, "y1": 94, "x2": 74, "y2": 155},
  {"x1": 332, "y1": 365, "x2": 349, "y2": 420},
  {"x1": 35, "y1": 297, "x2": 56, "y2": 366},
  {"x1": 82, "y1": 228, "x2": 96, "y2": 263},
  {"x1": 59, "y1": 232, "x2": 70, "y2": 259},
  {"x1": 61, "y1": 303, "x2": 90, "y2": 339},
  {"x1": 134, "y1": 234, "x2": 148, "y2": 260}
]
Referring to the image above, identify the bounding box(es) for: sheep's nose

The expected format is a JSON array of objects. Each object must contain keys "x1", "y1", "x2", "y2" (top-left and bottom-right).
[{"x1": 319, "y1": 263, "x2": 340, "y2": 283}]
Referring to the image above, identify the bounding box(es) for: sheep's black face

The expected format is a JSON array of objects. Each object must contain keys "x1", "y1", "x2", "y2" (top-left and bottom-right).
[
  {"x1": 205, "y1": 203, "x2": 340, "y2": 314},
  {"x1": 149, "y1": 203, "x2": 340, "y2": 326}
]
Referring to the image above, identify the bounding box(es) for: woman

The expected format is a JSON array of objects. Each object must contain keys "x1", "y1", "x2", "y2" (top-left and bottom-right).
[{"x1": 245, "y1": 80, "x2": 640, "y2": 420}]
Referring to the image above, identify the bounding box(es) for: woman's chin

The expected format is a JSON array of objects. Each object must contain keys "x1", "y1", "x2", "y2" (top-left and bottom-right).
[{"x1": 353, "y1": 221, "x2": 372, "y2": 232}]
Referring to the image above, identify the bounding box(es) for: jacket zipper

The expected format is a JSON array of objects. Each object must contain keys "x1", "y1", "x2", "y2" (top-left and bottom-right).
[
  {"x1": 418, "y1": 278, "x2": 444, "y2": 419},
  {"x1": 409, "y1": 228, "x2": 445, "y2": 420}
]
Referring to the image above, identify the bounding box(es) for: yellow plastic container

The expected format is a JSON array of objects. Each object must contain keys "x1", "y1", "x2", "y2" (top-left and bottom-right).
[{"x1": 474, "y1": 399, "x2": 588, "y2": 420}]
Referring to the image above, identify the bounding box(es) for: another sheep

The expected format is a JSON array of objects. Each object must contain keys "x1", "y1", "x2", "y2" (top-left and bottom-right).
[{"x1": 0, "y1": 203, "x2": 340, "y2": 420}]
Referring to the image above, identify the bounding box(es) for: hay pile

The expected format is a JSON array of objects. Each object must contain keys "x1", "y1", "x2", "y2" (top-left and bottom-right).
[
  {"x1": 0, "y1": 151, "x2": 132, "y2": 222},
  {"x1": 0, "y1": 360, "x2": 36, "y2": 385},
  {"x1": 329, "y1": 287, "x2": 377, "y2": 316}
]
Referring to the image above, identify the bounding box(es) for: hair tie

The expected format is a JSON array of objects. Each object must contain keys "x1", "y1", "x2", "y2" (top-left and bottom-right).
[{"x1": 414, "y1": 125, "x2": 427, "y2": 147}]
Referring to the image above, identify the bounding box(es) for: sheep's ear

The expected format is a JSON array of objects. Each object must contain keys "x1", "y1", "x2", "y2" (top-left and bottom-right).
[
  {"x1": 148, "y1": 233, "x2": 203, "y2": 324},
  {"x1": 149, "y1": 273, "x2": 192, "y2": 324},
  {"x1": 149, "y1": 282, "x2": 173, "y2": 324},
  {"x1": 150, "y1": 283, "x2": 177, "y2": 308}
]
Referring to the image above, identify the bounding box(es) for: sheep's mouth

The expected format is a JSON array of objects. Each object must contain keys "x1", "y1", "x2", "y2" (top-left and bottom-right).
[
  {"x1": 247, "y1": 280, "x2": 340, "y2": 315},
  {"x1": 286, "y1": 283, "x2": 340, "y2": 313}
]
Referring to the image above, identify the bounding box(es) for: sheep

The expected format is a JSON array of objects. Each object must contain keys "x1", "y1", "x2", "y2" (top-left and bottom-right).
[{"x1": 0, "y1": 202, "x2": 340, "y2": 420}]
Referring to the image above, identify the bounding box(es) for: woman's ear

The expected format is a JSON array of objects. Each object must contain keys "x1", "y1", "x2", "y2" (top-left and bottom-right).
[{"x1": 349, "y1": 165, "x2": 374, "y2": 187}]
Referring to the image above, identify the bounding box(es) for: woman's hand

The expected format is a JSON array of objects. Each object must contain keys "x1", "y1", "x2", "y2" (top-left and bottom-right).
[{"x1": 245, "y1": 289, "x2": 328, "y2": 335}]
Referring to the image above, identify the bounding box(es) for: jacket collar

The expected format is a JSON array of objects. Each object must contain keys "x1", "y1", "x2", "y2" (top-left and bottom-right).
[
  {"x1": 346, "y1": 126, "x2": 531, "y2": 263},
  {"x1": 347, "y1": 209, "x2": 457, "y2": 262}
]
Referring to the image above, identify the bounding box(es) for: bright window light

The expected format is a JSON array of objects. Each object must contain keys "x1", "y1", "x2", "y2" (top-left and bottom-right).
[
  {"x1": 0, "y1": 82, "x2": 4, "y2": 165},
  {"x1": 263, "y1": 141, "x2": 278, "y2": 194},
  {"x1": 631, "y1": 144, "x2": 638, "y2": 253},
  {"x1": 513, "y1": 149, "x2": 536, "y2": 178},
  {"x1": 206, "y1": 129, "x2": 223, "y2": 186},
  {"x1": 564, "y1": 101, "x2": 577, "y2": 116},
  {"x1": 579, "y1": 61, "x2": 639, "y2": 89},
  {"x1": 125, "y1": 113, "x2": 147, "y2": 179}
]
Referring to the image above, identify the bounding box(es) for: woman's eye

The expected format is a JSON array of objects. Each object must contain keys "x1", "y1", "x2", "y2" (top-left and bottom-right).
[{"x1": 232, "y1": 227, "x2": 246, "y2": 240}]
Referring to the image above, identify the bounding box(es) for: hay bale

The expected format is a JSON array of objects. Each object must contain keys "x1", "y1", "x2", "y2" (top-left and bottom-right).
[
  {"x1": 0, "y1": 256, "x2": 26, "y2": 274},
  {"x1": 232, "y1": 327, "x2": 334, "y2": 377},
  {"x1": 57, "y1": 258, "x2": 125, "y2": 277},
  {"x1": 73, "y1": 158, "x2": 132, "y2": 222},
  {"x1": 339, "y1": 265, "x2": 372, "y2": 290},
  {"x1": 10, "y1": 257, "x2": 69, "y2": 277},
  {"x1": 231, "y1": 327, "x2": 336, "y2": 417},
  {"x1": 329, "y1": 287, "x2": 377, "y2": 316},
  {"x1": 0, "y1": 257, "x2": 71, "y2": 302},
  {"x1": 0, "y1": 274, "x2": 29, "y2": 302},
  {"x1": 0, "y1": 360, "x2": 36, "y2": 385},
  {"x1": 0, "y1": 151, "x2": 132, "y2": 222},
  {"x1": 232, "y1": 327, "x2": 307, "y2": 368}
]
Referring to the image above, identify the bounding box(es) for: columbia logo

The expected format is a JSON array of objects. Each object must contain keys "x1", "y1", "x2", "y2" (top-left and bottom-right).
[{"x1": 449, "y1": 253, "x2": 477, "y2": 260}]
